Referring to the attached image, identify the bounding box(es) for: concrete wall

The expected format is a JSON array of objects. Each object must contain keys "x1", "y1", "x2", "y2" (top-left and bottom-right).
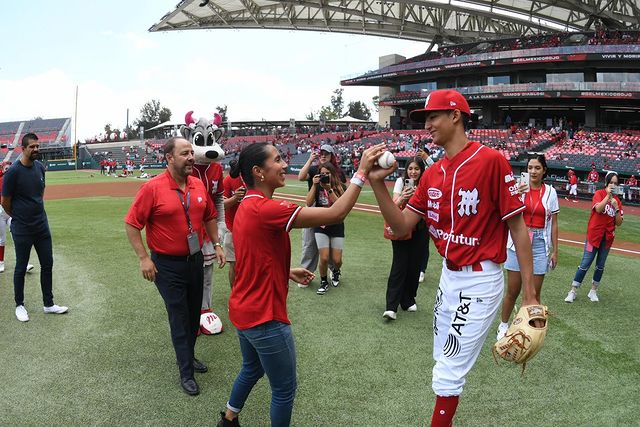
[{"x1": 378, "y1": 54, "x2": 405, "y2": 128}]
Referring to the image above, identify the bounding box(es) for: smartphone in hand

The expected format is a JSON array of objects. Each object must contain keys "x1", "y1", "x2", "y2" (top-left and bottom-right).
[{"x1": 520, "y1": 172, "x2": 530, "y2": 193}]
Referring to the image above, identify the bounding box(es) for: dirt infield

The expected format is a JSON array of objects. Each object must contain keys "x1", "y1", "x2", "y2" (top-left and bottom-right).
[{"x1": 44, "y1": 180, "x2": 639, "y2": 256}]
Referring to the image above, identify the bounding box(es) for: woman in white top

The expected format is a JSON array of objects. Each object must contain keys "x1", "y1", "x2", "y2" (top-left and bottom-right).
[{"x1": 497, "y1": 155, "x2": 559, "y2": 339}]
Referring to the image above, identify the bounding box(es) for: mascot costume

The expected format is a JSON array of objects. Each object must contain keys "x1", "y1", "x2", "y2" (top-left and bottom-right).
[{"x1": 180, "y1": 111, "x2": 225, "y2": 335}]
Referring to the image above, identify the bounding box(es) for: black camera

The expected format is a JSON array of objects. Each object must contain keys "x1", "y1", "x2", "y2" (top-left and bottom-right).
[{"x1": 320, "y1": 174, "x2": 330, "y2": 184}]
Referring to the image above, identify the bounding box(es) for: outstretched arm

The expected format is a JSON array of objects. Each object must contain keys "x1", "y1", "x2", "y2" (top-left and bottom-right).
[{"x1": 292, "y1": 144, "x2": 387, "y2": 229}]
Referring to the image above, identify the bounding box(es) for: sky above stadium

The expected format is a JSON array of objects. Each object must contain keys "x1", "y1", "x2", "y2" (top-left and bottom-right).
[{"x1": 0, "y1": 0, "x2": 426, "y2": 140}]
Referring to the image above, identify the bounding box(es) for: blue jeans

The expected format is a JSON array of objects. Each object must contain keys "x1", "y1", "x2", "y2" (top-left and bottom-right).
[
  {"x1": 228, "y1": 321, "x2": 297, "y2": 427},
  {"x1": 12, "y1": 228, "x2": 54, "y2": 307},
  {"x1": 573, "y1": 236, "x2": 610, "y2": 287}
]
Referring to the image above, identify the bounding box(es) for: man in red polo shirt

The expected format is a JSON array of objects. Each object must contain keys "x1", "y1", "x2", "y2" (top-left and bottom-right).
[
  {"x1": 368, "y1": 90, "x2": 538, "y2": 427},
  {"x1": 125, "y1": 137, "x2": 225, "y2": 396}
]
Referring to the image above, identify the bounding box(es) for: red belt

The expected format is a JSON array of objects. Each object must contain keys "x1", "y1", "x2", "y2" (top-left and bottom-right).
[{"x1": 446, "y1": 260, "x2": 483, "y2": 272}]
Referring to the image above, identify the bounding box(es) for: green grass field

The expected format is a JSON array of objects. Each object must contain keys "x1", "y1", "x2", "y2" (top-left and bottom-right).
[{"x1": 0, "y1": 172, "x2": 638, "y2": 426}]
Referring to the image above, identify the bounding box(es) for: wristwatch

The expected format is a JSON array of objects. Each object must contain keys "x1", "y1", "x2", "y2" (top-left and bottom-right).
[{"x1": 213, "y1": 242, "x2": 222, "y2": 248}]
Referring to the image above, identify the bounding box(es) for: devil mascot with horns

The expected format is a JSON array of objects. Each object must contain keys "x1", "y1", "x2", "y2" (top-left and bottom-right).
[{"x1": 180, "y1": 110, "x2": 226, "y2": 336}]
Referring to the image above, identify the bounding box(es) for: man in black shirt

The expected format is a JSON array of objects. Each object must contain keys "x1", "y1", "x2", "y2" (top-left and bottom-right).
[{"x1": 2, "y1": 133, "x2": 68, "y2": 322}]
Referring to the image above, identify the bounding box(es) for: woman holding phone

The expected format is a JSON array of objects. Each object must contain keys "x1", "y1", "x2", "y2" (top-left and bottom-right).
[
  {"x1": 564, "y1": 171, "x2": 624, "y2": 303},
  {"x1": 306, "y1": 162, "x2": 347, "y2": 295},
  {"x1": 382, "y1": 157, "x2": 428, "y2": 320},
  {"x1": 497, "y1": 154, "x2": 559, "y2": 339}
]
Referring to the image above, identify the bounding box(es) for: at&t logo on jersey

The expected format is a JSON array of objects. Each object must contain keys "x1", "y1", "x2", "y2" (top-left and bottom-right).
[
  {"x1": 457, "y1": 188, "x2": 479, "y2": 217},
  {"x1": 428, "y1": 187, "x2": 442, "y2": 199},
  {"x1": 428, "y1": 200, "x2": 440, "y2": 210},
  {"x1": 504, "y1": 173, "x2": 515, "y2": 183}
]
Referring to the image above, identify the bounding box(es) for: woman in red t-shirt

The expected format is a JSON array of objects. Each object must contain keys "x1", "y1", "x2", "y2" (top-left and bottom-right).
[
  {"x1": 217, "y1": 142, "x2": 385, "y2": 427},
  {"x1": 565, "y1": 171, "x2": 624, "y2": 303}
]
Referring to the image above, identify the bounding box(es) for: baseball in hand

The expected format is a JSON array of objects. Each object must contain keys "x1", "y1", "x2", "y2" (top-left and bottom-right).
[{"x1": 377, "y1": 151, "x2": 396, "y2": 169}]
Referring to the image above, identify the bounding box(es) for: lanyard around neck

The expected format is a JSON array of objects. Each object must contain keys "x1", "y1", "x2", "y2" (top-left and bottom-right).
[{"x1": 176, "y1": 190, "x2": 193, "y2": 232}]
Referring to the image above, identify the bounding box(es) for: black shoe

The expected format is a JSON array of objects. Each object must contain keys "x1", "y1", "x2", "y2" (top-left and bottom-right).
[
  {"x1": 217, "y1": 411, "x2": 241, "y2": 427},
  {"x1": 317, "y1": 280, "x2": 329, "y2": 295},
  {"x1": 331, "y1": 269, "x2": 341, "y2": 287},
  {"x1": 180, "y1": 377, "x2": 200, "y2": 396},
  {"x1": 193, "y1": 358, "x2": 208, "y2": 373}
]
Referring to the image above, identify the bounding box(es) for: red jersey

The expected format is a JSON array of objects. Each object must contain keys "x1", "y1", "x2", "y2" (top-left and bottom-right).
[
  {"x1": 569, "y1": 175, "x2": 578, "y2": 185},
  {"x1": 587, "y1": 189, "x2": 623, "y2": 249},
  {"x1": 523, "y1": 186, "x2": 546, "y2": 229},
  {"x1": 229, "y1": 190, "x2": 302, "y2": 330},
  {"x1": 628, "y1": 177, "x2": 637, "y2": 187},
  {"x1": 192, "y1": 163, "x2": 224, "y2": 201},
  {"x1": 587, "y1": 170, "x2": 599, "y2": 183},
  {"x1": 223, "y1": 175, "x2": 244, "y2": 232},
  {"x1": 407, "y1": 141, "x2": 525, "y2": 265},
  {"x1": 125, "y1": 171, "x2": 216, "y2": 256}
]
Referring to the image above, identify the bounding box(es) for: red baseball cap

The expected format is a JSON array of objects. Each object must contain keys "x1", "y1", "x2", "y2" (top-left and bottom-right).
[{"x1": 409, "y1": 89, "x2": 471, "y2": 123}]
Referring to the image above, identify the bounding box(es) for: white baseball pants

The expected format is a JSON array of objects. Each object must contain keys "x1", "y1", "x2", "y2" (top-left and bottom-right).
[{"x1": 432, "y1": 260, "x2": 504, "y2": 396}]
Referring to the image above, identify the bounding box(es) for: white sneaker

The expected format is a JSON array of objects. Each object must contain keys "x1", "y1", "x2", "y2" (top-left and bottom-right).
[
  {"x1": 406, "y1": 304, "x2": 417, "y2": 312},
  {"x1": 564, "y1": 289, "x2": 577, "y2": 303},
  {"x1": 15, "y1": 305, "x2": 29, "y2": 322},
  {"x1": 587, "y1": 290, "x2": 599, "y2": 302},
  {"x1": 297, "y1": 283, "x2": 309, "y2": 288},
  {"x1": 26, "y1": 264, "x2": 34, "y2": 273},
  {"x1": 419, "y1": 272, "x2": 425, "y2": 283},
  {"x1": 382, "y1": 310, "x2": 397, "y2": 320},
  {"x1": 43, "y1": 304, "x2": 69, "y2": 314},
  {"x1": 496, "y1": 322, "x2": 509, "y2": 340},
  {"x1": 0, "y1": 261, "x2": 4, "y2": 273}
]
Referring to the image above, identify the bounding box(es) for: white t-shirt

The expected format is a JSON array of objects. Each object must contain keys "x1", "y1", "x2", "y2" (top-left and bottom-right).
[{"x1": 393, "y1": 177, "x2": 404, "y2": 195}]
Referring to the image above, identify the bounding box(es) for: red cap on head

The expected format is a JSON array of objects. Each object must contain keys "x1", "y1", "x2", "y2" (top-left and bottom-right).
[{"x1": 409, "y1": 89, "x2": 471, "y2": 123}]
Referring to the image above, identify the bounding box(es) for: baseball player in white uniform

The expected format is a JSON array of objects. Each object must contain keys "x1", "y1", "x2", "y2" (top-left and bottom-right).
[{"x1": 369, "y1": 89, "x2": 540, "y2": 427}]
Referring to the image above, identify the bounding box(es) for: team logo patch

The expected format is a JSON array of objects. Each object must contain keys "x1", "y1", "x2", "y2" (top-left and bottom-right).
[
  {"x1": 450, "y1": 101, "x2": 457, "y2": 107},
  {"x1": 443, "y1": 333, "x2": 461, "y2": 358},
  {"x1": 457, "y1": 188, "x2": 479, "y2": 217},
  {"x1": 197, "y1": 196, "x2": 203, "y2": 203},
  {"x1": 428, "y1": 188, "x2": 442, "y2": 199}
]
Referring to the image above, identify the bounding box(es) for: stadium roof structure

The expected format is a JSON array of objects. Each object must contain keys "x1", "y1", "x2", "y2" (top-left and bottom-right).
[{"x1": 150, "y1": 0, "x2": 640, "y2": 44}]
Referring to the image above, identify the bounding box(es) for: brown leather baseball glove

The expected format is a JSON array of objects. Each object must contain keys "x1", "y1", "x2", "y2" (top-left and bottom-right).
[{"x1": 493, "y1": 305, "x2": 548, "y2": 372}]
